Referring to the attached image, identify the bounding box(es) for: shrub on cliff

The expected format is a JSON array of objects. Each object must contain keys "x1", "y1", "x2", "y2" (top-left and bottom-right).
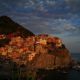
[{"x1": 0, "y1": 38, "x2": 10, "y2": 47}]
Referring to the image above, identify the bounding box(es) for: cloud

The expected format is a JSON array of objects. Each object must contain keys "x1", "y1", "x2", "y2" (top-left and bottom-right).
[
  {"x1": 0, "y1": 0, "x2": 80, "y2": 19},
  {"x1": 0, "y1": 0, "x2": 80, "y2": 53},
  {"x1": 65, "y1": 0, "x2": 80, "y2": 11},
  {"x1": 11, "y1": 14, "x2": 79, "y2": 36},
  {"x1": 46, "y1": 0, "x2": 56, "y2": 6},
  {"x1": 65, "y1": 0, "x2": 80, "y2": 5},
  {"x1": 50, "y1": 19, "x2": 78, "y2": 34},
  {"x1": 0, "y1": 0, "x2": 80, "y2": 34}
]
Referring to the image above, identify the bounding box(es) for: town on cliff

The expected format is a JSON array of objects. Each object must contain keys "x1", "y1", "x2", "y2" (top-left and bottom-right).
[
  {"x1": 0, "y1": 34, "x2": 62, "y2": 62},
  {"x1": 0, "y1": 16, "x2": 72, "y2": 70}
]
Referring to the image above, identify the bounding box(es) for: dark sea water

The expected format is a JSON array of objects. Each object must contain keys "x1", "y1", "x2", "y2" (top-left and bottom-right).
[
  {"x1": 58, "y1": 53, "x2": 80, "y2": 80},
  {"x1": 63, "y1": 53, "x2": 80, "y2": 80},
  {"x1": 68, "y1": 53, "x2": 80, "y2": 80},
  {"x1": 42, "y1": 53, "x2": 80, "y2": 80},
  {"x1": 43, "y1": 70, "x2": 80, "y2": 80},
  {"x1": 67, "y1": 69, "x2": 80, "y2": 80},
  {"x1": 71, "y1": 53, "x2": 80, "y2": 61}
]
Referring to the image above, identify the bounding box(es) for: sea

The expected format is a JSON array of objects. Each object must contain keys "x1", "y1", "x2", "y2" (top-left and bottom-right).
[
  {"x1": 55, "y1": 53, "x2": 80, "y2": 80},
  {"x1": 66, "y1": 53, "x2": 80, "y2": 80},
  {"x1": 43, "y1": 53, "x2": 80, "y2": 80},
  {"x1": 71, "y1": 53, "x2": 80, "y2": 61}
]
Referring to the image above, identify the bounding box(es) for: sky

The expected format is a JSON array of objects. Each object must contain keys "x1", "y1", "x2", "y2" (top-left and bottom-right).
[{"x1": 0, "y1": 0, "x2": 80, "y2": 53}]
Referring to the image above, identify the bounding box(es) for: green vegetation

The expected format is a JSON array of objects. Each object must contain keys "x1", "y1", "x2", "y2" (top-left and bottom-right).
[{"x1": 0, "y1": 38, "x2": 10, "y2": 47}]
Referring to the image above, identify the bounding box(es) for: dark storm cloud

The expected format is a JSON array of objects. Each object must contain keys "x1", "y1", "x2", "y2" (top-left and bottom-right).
[
  {"x1": 0, "y1": 0, "x2": 80, "y2": 18},
  {"x1": 65, "y1": 0, "x2": 80, "y2": 6},
  {"x1": 65, "y1": 0, "x2": 80, "y2": 13}
]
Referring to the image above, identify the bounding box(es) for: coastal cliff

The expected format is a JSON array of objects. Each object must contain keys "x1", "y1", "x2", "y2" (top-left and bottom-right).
[
  {"x1": 0, "y1": 16, "x2": 72, "y2": 69},
  {"x1": 0, "y1": 34, "x2": 72, "y2": 70},
  {"x1": 26, "y1": 34, "x2": 72, "y2": 70},
  {"x1": 0, "y1": 16, "x2": 72, "y2": 80}
]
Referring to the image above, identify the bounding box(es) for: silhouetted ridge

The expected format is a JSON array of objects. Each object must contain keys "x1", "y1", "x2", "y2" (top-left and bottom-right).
[{"x1": 0, "y1": 16, "x2": 34, "y2": 37}]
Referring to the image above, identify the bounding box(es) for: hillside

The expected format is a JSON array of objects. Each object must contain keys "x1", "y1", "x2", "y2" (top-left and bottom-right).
[{"x1": 0, "y1": 16, "x2": 34, "y2": 37}]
